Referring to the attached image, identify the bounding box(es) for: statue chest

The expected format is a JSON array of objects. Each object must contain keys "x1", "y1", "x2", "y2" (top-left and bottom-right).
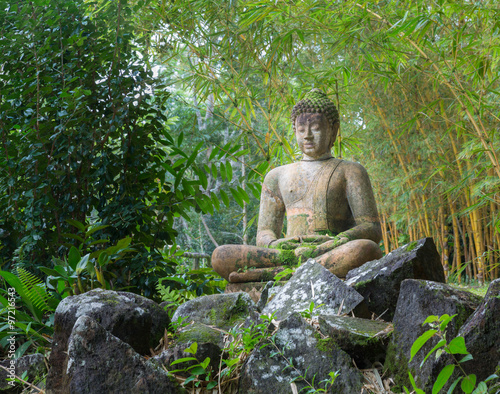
[{"x1": 278, "y1": 159, "x2": 347, "y2": 235}]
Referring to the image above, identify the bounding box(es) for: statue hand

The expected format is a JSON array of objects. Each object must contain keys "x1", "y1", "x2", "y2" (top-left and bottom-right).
[
  {"x1": 294, "y1": 246, "x2": 319, "y2": 259},
  {"x1": 298, "y1": 235, "x2": 335, "y2": 244},
  {"x1": 269, "y1": 237, "x2": 302, "y2": 250},
  {"x1": 314, "y1": 236, "x2": 350, "y2": 255},
  {"x1": 294, "y1": 236, "x2": 351, "y2": 259}
]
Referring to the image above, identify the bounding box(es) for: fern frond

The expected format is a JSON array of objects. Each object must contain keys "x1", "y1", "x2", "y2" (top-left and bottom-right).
[
  {"x1": 156, "y1": 283, "x2": 196, "y2": 306},
  {"x1": 16, "y1": 268, "x2": 53, "y2": 313}
]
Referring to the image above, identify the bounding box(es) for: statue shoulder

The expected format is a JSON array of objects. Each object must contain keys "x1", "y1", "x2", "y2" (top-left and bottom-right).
[
  {"x1": 263, "y1": 163, "x2": 297, "y2": 185},
  {"x1": 339, "y1": 159, "x2": 370, "y2": 178}
]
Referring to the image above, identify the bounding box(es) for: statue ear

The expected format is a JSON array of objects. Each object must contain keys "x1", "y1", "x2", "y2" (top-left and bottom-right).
[{"x1": 329, "y1": 121, "x2": 339, "y2": 149}]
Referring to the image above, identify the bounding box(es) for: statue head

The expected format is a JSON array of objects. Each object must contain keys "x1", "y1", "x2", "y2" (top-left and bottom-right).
[{"x1": 291, "y1": 89, "x2": 339, "y2": 154}]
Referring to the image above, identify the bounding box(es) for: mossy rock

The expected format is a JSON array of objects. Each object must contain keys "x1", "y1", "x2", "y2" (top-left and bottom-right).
[
  {"x1": 345, "y1": 237, "x2": 446, "y2": 320},
  {"x1": 172, "y1": 292, "x2": 259, "y2": 331},
  {"x1": 238, "y1": 313, "x2": 363, "y2": 393},
  {"x1": 176, "y1": 322, "x2": 224, "y2": 348},
  {"x1": 456, "y1": 278, "x2": 500, "y2": 382},
  {"x1": 319, "y1": 315, "x2": 392, "y2": 368},
  {"x1": 386, "y1": 279, "x2": 482, "y2": 392}
]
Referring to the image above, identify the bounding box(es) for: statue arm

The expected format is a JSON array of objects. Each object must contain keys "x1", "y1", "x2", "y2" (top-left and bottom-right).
[
  {"x1": 343, "y1": 162, "x2": 382, "y2": 243},
  {"x1": 256, "y1": 171, "x2": 286, "y2": 247}
]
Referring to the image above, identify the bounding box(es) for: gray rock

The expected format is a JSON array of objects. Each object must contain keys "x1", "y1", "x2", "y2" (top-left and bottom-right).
[
  {"x1": 256, "y1": 281, "x2": 283, "y2": 311},
  {"x1": 152, "y1": 341, "x2": 221, "y2": 379},
  {"x1": 385, "y1": 279, "x2": 481, "y2": 391},
  {"x1": 172, "y1": 292, "x2": 259, "y2": 331},
  {"x1": 150, "y1": 321, "x2": 223, "y2": 375},
  {"x1": 46, "y1": 315, "x2": 181, "y2": 394},
  {"x1": 0, "y1": 353, "x2": 46, "y2": 392},
  {"x1": 176, "y1": 321, "x2": 225, "y2": 348},
  {"x1": 457, "y1": 278, "x2": 500, "y2": 381},
  {"x1": 318, "y1": 315, "x2": 392, "y2": 368},
  {"x1": 346, "y1": 237, "x2": 445, "y2": 320},
  {"x1": 46, "y1": 289, "x2": 170, "y2": 393},
  {"x1": 238, "y1": 313, "x2": 363, "y2": 393},
  {"x1": 262, "y1": 259, "x2": 364, "y2": 320}
]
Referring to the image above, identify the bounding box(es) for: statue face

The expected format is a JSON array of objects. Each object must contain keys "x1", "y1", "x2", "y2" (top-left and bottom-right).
[{"x1": 295, "y1": 113, "x2": 334, "y2": 159}]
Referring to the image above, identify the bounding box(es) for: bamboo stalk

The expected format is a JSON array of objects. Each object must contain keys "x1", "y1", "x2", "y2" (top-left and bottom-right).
[
  {"x1": 380, "y1": 212, "x2": 390, "y2": 254},
  {"x1": 439, "y1": 206, "x2": 449, "y2": 280},
  {"x1": 357, "y1": 3, "x2": 500, "y2": 180},
  {"x1": 449, "y1": 201, "x2": 462, "y2": 283}
]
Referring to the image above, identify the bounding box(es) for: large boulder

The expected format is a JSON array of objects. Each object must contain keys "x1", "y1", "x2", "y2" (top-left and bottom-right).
[
  {"x1": 47, "y1": 289, "x2": 170, "y2": 392},
  {"x1": 457, "y1": 278, "x2": 500, "y2": 381},
  {"x1": 346, "y1": 237, "x2": 445, "y2": 320},
  {"x1": 172, "y1": 292, "x2": 259, "y2": 331},
  {"x1": 319, "y1": 315, "x2": 392, "y2": 368},
  {"x1": 385, "y1": 279, "x2": 482, "y2": 391},
  {"x1": 262, "y1": 259, "x2": 364, "y2": 320},
  {"x1": 238, "y1": 313, "x2": 363, "y2": 393},
  {"x1": 46, "y1": 315, "x2": 181, "y2": 394}
]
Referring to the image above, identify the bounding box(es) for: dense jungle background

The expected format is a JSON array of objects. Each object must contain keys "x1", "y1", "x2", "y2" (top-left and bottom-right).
[{"x1": 0, "y1": 0, "x2": 499, "y2": 378}]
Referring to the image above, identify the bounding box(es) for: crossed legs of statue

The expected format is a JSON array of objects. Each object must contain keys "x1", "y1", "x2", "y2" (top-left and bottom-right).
[{"x1": 212, "y1": 239, "x2": 383, "y2": 283}]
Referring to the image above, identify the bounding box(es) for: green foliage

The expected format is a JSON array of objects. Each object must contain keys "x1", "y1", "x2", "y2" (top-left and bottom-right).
[
  {"x1": 0, "y1": 0, "x2": 245, "y2": 295},
  {"x1": 168, "y1": 342, "x2": 217, "y2": 389},
  {"x1": 0, "y1": 268, "x2": 56, "y2": 323},
  {"x1": 299, "y1": 301, "x2": 325, "y2": 320},
  {"x1": 157, "y1": 266, "x2": 226, "y2": 315},
  {"x1": 0, "y1": 269, "x2": 56, "y2": 358},
  {"x1": 406, "y1": 314, "x2": 498, "y2": 394},
  {"x1": 144, "y1": 0, "x2": 500, "y2": 283},
  {"x1": 40, "y1": 221, "x2": 136, "y2": 298}
]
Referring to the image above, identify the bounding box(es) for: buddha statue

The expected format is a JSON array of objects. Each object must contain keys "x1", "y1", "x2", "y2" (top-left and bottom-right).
[{"x1": 212, "y1": 89, "x2": 383, "y2": 283}]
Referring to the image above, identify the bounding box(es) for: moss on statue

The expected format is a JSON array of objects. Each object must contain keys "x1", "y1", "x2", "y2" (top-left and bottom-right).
[{"x1": 276, "y1": 249, "x2": 296, "y2": 266}]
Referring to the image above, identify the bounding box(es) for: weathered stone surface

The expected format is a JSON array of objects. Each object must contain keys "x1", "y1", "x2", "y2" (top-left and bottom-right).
[
  {"x1": 0, "y1": 353, "x2": 46, "y2": 392},
  {"x1": 262, "y1": 259, "x2": 363, "y2": 320},
  {"x1": 457, "y1": 278, "x2": 500, "y2": 381},
  {"x1": 318, "y1": 315, "x2": 392, "y2": 368},
  {"x1": 256, "y1": 281, "x2": 283, "y2": 311},
  {"x1": 346, "y1": 237, "x2": 445, "y2": 320},
  {"x1": 226, "y1": 281, "x2": 286, "y2": 306},
  {"x1": 46, "y1": 315, "x2": 182, "y2": 394},
  {"x1": 176, "y1": 321, "x2": 224, "y2": 348},
  {"x1": 238, "y1": 313, "x2": 363, "y2": 393},
  {"x1": 46, "y1": 289, "x2": 170, "y2": 393},
  {"x1": 152, "y1": 342, "x2": 221, "y2": 379},
  {"x1": 172, "y1": 292, "x2": 259, "y2": 331},
  {"x1": 225, "y1": 282, "x2": 267, "y2": 303},
  {"x1": 153, "y1": 321, "x2": 224, "y2": 374},
  {"x1": 385, "y1": 279, "x2": 481, "y2": 391}
]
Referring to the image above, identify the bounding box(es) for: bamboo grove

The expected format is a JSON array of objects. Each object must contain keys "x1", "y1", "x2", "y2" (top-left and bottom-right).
[{"x1": 140, "y1": 0, "x2": 500, "y2": 283}]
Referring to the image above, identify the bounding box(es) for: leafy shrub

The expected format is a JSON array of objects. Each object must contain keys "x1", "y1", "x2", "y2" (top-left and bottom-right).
[
  {"x1": 406, "y1": 314, "x2": 498, "y2": 394},
  {"x1": 0, "y1": 0, "x2": 229, "y2": 295}
]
